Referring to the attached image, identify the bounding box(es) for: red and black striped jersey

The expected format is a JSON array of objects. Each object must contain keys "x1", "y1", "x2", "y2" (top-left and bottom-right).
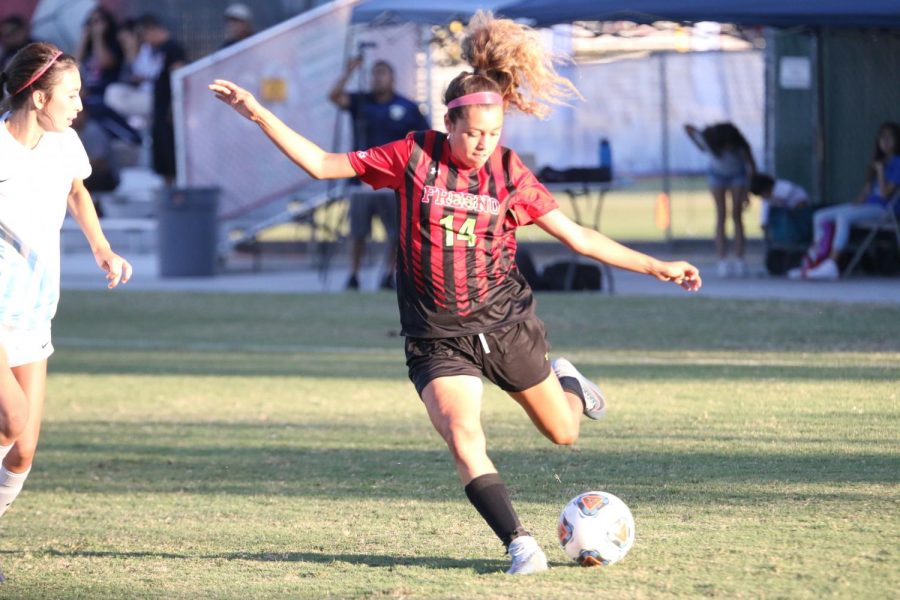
[{"x1": 348, "y1": 130, "x2": 557, "y2": 338}]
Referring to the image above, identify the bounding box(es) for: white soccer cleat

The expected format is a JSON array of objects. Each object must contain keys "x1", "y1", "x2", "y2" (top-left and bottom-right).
[
  {"x1": 552, "y1": 357, "x2": 607, "y2": 420},
  {"x1": 506, "y1": 535, "x2": 549, "y2": 575}
]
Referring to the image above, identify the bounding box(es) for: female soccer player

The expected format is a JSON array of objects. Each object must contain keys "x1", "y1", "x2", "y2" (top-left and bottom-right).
[
  {"x1": 211, "y1": 12, "x2": 700, "y2": 574},
  {"x1": 0, "y1": 42, "x2": 132, "y2": 582}
]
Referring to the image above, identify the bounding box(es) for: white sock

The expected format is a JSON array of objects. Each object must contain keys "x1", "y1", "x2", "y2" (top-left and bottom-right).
[
  {"x1": 0, "y1": 443, "x2": 13, "y2": 462},
  {"x1": 0, "y1": 465, "x2": 30, "y2": 518}
]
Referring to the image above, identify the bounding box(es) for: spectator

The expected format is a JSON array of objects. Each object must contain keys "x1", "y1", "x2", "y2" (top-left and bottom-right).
[
  {"x1": 750, "y1": 172, "x2": 809, "y2": 230},
  {"x1": 222, "y1": 3, "x2": 254, "y2": 48},
  {"x1": 0, "y1": 16, "x2": 34, "y2": 73},
  {"x1": 103, "y1": 18, "x2": 162, "y2": 126},
  {"x1": 75, "y1": 8, "x2": 141, "y2": 147},
  {"x1": 788, "y1": 121, "x2": 900, "y2": 280},
  {"x1": 685, "y1": 121, "x2": 757, "y2": 278},
  {"x1": 135, "y1": 14, "x2": 186, "y2": 184},
  {"x1": 76, "y1": 8, "x2": 123, "y2": 108},
  {"x1": 329, "y1": 56, "x2": 429, "y2": 290}
]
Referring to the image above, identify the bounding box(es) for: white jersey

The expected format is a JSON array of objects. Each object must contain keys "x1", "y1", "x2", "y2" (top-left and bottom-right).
[
  {"x1": 0, "y1": 113, "x2": 91, "y2": 330},
  {"x1": 759, "y1": 179, "x2": 809, "y2": 227},
  {"x1": 770, "y1": 179, "x2": 809, "y2": 208}
]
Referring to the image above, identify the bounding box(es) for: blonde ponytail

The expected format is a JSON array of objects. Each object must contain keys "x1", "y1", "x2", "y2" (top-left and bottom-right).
[{"x1": 460, "y1": 11, "x2": 581, "y2": 118}]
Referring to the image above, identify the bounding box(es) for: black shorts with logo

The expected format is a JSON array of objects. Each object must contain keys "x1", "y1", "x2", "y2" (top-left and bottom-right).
[{"x1": 405, "y1": 316, "x2": 552, "y2": 396}]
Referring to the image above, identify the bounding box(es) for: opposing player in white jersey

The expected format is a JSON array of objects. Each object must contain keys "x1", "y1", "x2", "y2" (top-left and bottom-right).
[{"x1": 0, "y1": 42, "x2": 132, "y2": 583}]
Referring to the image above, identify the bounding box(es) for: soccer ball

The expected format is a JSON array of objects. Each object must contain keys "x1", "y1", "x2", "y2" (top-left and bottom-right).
[{"x1": 558, "y1": 491, "x2": 635, "y2": 566}]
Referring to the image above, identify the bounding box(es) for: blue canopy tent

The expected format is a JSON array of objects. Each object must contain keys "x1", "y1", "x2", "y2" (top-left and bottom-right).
[
  {"x1": 352, "y1": 0, "x2": 506, "y2": 25},
  {"x1": 497, "y1": 0, "x2": 900, "y2": 28}
]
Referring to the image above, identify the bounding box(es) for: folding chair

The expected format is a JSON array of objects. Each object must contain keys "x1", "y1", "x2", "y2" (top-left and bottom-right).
[{"x1": 842, "y1": 188, "x2": 900, "y2": 278}]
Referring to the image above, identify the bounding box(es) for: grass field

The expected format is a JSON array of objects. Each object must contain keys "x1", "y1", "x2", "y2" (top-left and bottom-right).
[
  {"x1": 257, "y1": 175, "x2": 765, "y2": 245},
  {"x1": 1, "y1": 291, "x2": 897, "y2": 599}
]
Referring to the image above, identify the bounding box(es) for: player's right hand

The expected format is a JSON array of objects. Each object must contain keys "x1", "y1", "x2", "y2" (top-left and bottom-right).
[{"x1": 209, "y1": 79, "x2": 262, "y2": 121}]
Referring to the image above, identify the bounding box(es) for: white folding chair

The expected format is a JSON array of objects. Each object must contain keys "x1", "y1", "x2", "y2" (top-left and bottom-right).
[{"x1": 842, "y1": 188, "x2": 900, "y2": 278}]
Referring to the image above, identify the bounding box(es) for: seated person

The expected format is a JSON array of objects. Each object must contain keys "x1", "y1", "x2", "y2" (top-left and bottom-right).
[
  {"x1": 103, "y1": 18, "x2": 162, "y2": 126},
  {"x1": 788, "y1": 121, "x2": 900, "y2": 280}
]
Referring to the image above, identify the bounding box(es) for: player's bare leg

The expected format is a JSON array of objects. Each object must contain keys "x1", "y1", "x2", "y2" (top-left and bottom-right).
[
  {"x1": 0, "y1": 359, "x2": 46, "y2": 518},
  {"x1": 0, "y1": 347, "x2": 29, "y2": 446},
  {"x1": 422, "y1": 376, "x2": 547, "y2": 574},
  {"x1": 508, "y1": 373, "x2": 580, "y2": 445},
  {"x1": 421, "y1": 375, "x2": 493, "y2": 483},
  {"x1": 0, "y1": 353, "x2": 45, "y2": 584}
]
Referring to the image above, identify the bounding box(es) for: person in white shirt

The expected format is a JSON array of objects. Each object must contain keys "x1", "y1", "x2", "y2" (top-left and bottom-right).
[
  {"x1": 103, "y1": 18, "x2": 163, "y2": 125},
  {"x1": 0, "y1": 41, "x2": 132, "y2": 584},
  {"x1": 750, "y1": 173, "x2": 810, "y2": 229}
]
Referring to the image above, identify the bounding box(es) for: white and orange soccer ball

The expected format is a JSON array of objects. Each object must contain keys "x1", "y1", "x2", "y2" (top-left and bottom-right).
[{"x1": 558, "y1": 491, "x2": 635, "y2": 566}]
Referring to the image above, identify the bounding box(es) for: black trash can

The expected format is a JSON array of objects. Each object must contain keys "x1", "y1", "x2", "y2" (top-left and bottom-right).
[{"x1": 157, "y1": 187, "x2": 220, "y2": 277}]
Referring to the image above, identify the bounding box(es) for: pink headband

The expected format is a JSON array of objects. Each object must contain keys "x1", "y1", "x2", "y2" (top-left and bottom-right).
[
  {"x1": 447, "y1": 91, "x2": 503, "y2": 110},
  {"x1": 14, "y1": 51, "x2": 63, "y2": 96}
]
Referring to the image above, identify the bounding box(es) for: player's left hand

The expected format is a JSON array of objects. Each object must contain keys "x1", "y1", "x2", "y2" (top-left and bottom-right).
[
  {"x1": 94, "y1": 247, "x2": 132, "y2": 289},
  {"x1": 655, "y1": 261, "x2": 701, "y2": 292}
]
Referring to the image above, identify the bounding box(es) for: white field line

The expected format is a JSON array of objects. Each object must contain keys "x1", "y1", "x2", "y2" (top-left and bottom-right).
[{"x1": 53, "y1": 337, "x2": 396, "y2": 355}]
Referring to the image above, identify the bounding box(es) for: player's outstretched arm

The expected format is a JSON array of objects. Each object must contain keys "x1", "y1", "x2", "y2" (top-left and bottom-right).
[
  {"x1": 535, "y1": 209, "x2": 701, "y2": 291},
  {"x1": 209, "y1": 79, "x2": 356, "y2": 180}
]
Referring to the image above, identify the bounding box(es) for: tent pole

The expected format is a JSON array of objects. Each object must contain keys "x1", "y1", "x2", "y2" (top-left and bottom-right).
[
  {"x1": 811, "y1": 28, "x2": 823, "y2": 207},
  {"x1": 422, "y1": 24, "x2": 434, "y2": 126}
]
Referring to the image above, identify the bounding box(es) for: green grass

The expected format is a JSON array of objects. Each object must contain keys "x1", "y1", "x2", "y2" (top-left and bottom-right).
[
  {"x1": 1, "y1": 291, "x2": 897, "y2": 599},
  {"x1": 256, "y1": 175, "x2": 764, "y2": 244}
]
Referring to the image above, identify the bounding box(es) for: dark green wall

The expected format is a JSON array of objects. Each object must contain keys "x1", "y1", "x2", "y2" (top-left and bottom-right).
[
  {"x1": 771, "y1": 29, "x2": 900, "y2": 205},
  {"x1": 771, "y1": 31, "x2": 818, "y2": 200},
  {"x1": 820, "y1": 29, "x2": 900, "y2": 204}
]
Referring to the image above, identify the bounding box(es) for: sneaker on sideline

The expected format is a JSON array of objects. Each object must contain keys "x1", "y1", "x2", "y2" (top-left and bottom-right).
[
  {"x1": 506, "y1": 535, "x2": 549, "y2": 575},
  {"x1": 716, "y1": 259, "x2": 731, "y2": 278},
  {"x1": 805, "y1": 257, "x2": 839, "y2": 280},
  {"x1": 552, "y1": 357, "x2": 606, "y2": 420},
  {"x1": 733, "y1": 259, "x2": 750, "y2": 278},
  {"x1": 787, "y1": 265, "x2": 805, "y2": 280}
]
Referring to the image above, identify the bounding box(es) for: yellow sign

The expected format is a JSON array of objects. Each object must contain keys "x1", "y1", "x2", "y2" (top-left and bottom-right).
[{"x1": 260, "y1": 78, "x2": 287, "y2": 102}]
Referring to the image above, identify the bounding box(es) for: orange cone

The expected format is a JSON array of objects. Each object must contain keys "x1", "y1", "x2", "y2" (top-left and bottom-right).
[{"x1": 655, "y1": 193, "x2": 670, "y2": 230}]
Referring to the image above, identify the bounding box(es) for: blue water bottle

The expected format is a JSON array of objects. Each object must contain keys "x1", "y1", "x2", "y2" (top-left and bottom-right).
[{"x1": 599, "y1": 138, "x2": 612, "y2": 178}]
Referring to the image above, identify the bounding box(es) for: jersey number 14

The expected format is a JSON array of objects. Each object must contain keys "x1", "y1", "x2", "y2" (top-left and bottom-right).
[{"x1": 439, "y1": 215, "x2": 477, "y2": 247}]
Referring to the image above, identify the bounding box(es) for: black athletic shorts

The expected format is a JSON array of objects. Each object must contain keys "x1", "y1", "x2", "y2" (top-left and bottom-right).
[{"x1": 405, "y1": 316, "x2": 552, "y2": 396}]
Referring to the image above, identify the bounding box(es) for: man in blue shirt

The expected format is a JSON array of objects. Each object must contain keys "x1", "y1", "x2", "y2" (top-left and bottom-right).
[{"x1": 330, "y1": 57, "x2": 429, "y2": 290}]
